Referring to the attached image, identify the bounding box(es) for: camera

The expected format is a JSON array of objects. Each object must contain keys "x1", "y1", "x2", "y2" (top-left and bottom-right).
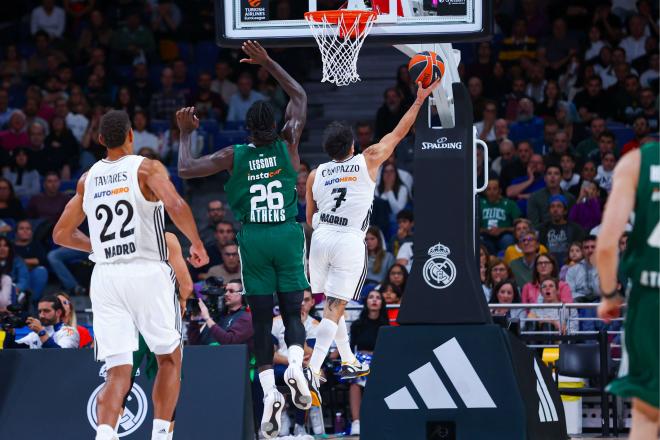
[
  {"x1": 0, "y1": 292, "x2": 31, "y2": 330},
  {"x1": 185, "y1": 276, "x2": 226, "y2": 319}
]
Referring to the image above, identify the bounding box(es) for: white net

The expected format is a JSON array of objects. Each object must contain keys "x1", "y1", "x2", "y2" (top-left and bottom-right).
[{"x1": 305, "y1": 11, "x2": 377, "y2": 87}]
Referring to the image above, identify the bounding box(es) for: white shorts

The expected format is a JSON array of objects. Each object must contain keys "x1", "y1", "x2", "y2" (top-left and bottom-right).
[
  {"x1": 309, "y1": 228, "x2": 367, "y2": 302},
  {"x1": 90, "y1": 260, "x2": 181, "y2": 362}
]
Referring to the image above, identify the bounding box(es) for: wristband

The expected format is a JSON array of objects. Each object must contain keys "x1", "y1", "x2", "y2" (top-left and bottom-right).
[
  {"x1": 600, "y1": 287, "x2": 620, "y2": 299},
  {"x1": 38, "y1": 329, "x2": 47, "y2": 337}
]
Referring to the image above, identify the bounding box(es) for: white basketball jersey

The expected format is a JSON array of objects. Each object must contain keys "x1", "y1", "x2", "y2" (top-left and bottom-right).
[
  {"x1": 83, "y1": 155, "x2": 167, "y2": 264},
  {"x1": 312, "y1": 154, "x2": 375, "y2": 236}
]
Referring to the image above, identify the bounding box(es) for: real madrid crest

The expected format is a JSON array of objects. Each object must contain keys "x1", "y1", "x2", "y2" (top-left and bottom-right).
[{"x1": 422, "y1": 242, "x2": 457, "y2": 289}]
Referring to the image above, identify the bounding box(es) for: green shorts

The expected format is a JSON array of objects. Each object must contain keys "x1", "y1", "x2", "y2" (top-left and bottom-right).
[
  {"x1": 237, "y1": 221, "x2": 310, "y2": 296},
  {"x1": 607, "y1": 286, "x2": 659, "y2": 408},
  {"x1": 132, "y1": 334, "x2": 158, "y2": 379}
]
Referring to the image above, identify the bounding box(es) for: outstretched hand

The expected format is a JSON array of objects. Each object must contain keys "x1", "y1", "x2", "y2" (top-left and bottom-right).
[
  {"x1": 176, "y1": 107, "x2": 199, "y2": 134},
  {"x1": 240, "y1": 40, "x2": 270, "y2": 66},
  {"x1": 415, "y1": 78, "x2": 442, "y2": 104}
]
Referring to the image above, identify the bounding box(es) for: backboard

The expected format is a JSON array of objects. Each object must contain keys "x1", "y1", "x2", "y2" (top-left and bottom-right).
[{"x1": 215, "y1": 0, "x2": 492, "y2": 48}]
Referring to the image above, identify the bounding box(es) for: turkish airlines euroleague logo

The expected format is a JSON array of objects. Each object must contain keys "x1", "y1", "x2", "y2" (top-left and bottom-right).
[
  {"x1": 242, "y1": 0, "x2": 267, "y2": 21},
  {"x1": 248, "y1": 0, "x2": 260, "y2": 6}
]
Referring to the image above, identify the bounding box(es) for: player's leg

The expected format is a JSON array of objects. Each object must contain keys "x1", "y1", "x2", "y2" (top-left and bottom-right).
[
  {"x1": 629, "y1": 398, "x2": 659, "y2": 440},
  {"x1": 152, "y1": 346, "x2": 182, "y2": 438}
]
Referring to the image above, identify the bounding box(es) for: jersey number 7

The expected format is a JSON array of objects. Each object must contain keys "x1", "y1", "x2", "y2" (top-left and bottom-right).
[{"x1": 331, "y1": 187, "x2": 347, "y2": 212}]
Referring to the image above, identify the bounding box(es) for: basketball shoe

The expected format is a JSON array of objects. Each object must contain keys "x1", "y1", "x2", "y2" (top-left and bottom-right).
[
  {"x1": 284, "y1": 364, "x2": 312, "y2": 410},
  {"x1": 303, "y1": 367, "x2": 326, "y2": 407},
  {"x1": 339, "y1": 359, "x2": 370, "y2": 380},
  {"x1": 261, "y1": 389, "x2": 285, "y2": 439}
]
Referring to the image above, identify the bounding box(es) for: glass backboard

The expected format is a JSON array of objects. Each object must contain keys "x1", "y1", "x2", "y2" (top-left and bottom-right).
[{"x1": 215, "y1": 0, "x2": 491, "y2": 47}]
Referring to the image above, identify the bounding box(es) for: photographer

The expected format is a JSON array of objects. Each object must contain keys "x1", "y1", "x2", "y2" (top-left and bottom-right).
[
  {"x1": 3, "y1": 295, "x2": 79, "y2": 349},
  {"x1": 186, "y1": 279, "x2": 253, "y2": 346}
]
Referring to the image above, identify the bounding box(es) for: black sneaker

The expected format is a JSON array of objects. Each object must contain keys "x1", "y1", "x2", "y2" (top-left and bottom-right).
[
  {"x1": 339, "y1": 359, "x2": 370, "y2": 380},
  {"x1": 303, "y1": 367, "x2": 325, "y2": 407}
]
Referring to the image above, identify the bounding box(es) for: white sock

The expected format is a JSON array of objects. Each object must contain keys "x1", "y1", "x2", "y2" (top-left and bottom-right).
[
  {"x1": 335, "y1": 317, "x2": 356, "y2": 364},
  {"x1": 152, "y1": 419, "x2": 170, "y2": 440},
  {"x1": 309, "y1": 318, "x2": 338, "y2": 374},
  {"x1": 259, "y1": 368, "x2": 276, "y2": 394},
  {"x1": 95, "y1": 424, "x2": 116, "y2": 440},
  {"x1": 288, "y1": 344, "x2": 304, "y2": 367}
]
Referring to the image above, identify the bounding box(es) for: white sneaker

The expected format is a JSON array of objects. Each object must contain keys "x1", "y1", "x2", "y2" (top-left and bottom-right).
[
  {"x1": 303, "y1": 367, "x2": 326, "y2": 407},
  {"x1": 284, "y1": 365, "x2": 312, "y2": 410},
  {"x1": 261, "y1": 389, "x2": 285, "y2": 439},
  {"x1": 350, "y1": 419, "x2": 360, "y2": 435},
  {"x1": 339, "y1": 359, "x2": 370, "y2": 380}
]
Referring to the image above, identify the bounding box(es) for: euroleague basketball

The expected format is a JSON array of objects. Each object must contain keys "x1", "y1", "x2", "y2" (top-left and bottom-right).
[{"x1": 408, "y1": 51, "x2": 445, "y2": 88}]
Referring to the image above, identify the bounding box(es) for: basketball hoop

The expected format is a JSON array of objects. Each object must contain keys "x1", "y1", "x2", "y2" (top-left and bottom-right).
[{"x1": 304, "y1": 9, "x2": 378, "y2": 87}]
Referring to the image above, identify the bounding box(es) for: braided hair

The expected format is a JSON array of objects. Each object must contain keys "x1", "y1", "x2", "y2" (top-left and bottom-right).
[{"x1": 246, "y1": 100, "x2": 278, "y2": 145}]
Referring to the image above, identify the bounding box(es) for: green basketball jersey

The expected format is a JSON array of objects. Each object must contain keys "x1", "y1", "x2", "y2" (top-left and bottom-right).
[
  {"x1": 225, "y1": 139, "x2": 299, "y2": 224},
  {"x1": 621, "y1": 142, "x2": 660, "y2": 289}
]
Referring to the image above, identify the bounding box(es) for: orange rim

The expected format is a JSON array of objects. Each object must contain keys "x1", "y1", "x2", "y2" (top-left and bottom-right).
[{"x1": 304, "y1": 10, "x2": 377, "y2": 39}]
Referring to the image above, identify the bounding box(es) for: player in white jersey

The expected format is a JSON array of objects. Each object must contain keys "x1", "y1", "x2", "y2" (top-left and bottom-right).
[
  {"x1": 53, "y1": 110, "x2": 208, "y2": 440},
  {"x1": 303, "y1": 80, "x2": 440, "y2": 405}
]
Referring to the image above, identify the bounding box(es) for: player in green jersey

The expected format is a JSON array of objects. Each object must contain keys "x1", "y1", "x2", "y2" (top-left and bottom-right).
[
  {"x1": 177, "y1": 41, "x2": 311, "y2": 438},
  {"x1": 596, "y1": 142, "x2": 659, "y2": 440}
]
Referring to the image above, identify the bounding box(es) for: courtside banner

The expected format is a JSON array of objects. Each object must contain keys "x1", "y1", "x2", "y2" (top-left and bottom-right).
[{"x1": 0, "y1": 345, "x2": 254, "y2": 439}]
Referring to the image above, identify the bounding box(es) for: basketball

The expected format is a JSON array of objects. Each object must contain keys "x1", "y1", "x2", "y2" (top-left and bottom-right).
[{"x1": 408, "y1": 51, "x2": 445, "y2": 88}]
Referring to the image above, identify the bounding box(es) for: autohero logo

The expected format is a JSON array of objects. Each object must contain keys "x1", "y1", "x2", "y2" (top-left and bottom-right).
[
  {"x1": 87, "y1": 365, "x2": 148, "y2": 437},
  {"x1": 421, "y1": 136, "x2": 463, "y2": 150}
]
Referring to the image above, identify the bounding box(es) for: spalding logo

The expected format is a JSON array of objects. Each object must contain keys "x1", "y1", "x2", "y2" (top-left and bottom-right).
[
  {"x1": 421, "y1": 137, "x2": 463, "y2": 150},
  {"x1": 248, "y1": 0, "x2": 261, "y2": 7}
]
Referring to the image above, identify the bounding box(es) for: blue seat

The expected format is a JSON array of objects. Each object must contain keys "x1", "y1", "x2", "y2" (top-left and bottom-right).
[
  {"x1": 59, "y1": 179, "x2": 77, "y2": 193},
  {"x1": 194, "y1": 41, "x2": 220, "y2": 71},
  {"x1": 199, "y1": 119, "x2": 220, "y2": 136},
  {"x1": 149, "y1": 64, "x2": 165, "y2": 85},
  {"x1": 177, "y1": 42, "x2": 192, "y2": 63},
  {"x1": 150, "y1": 119, "x2": 170, "y2": 134},
  {"x1": 609, "y1": 127, "x2": 634, "y2": 150}
]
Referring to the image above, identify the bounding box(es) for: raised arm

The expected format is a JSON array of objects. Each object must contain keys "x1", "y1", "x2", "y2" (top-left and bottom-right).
[
  {"x1": 176, "y1": 107, "x2": 235, "y2": 179},
  {"x1": 140, "y1": 159, "x2": 209, "y2": 268},
  {"x1": 363, "y1": 80, "x2": 440, "y2": 180},
  {"x1": 305, "y1": 169, "x2": 317, "y2": 227},
  {"x1": 240, "y1": 40, "x2": 306, "y2": 170},
  {"x1": 53, "y1": 174, "x2": 92, "y2": 253},
  {"x1": 596, "y1": 148, "x2": 639, "y2": 321}
]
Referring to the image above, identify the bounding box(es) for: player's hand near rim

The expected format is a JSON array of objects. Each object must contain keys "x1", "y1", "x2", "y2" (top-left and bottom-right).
[{"x1": 240, "y1": 40, "x2": 271, "y2": 66}]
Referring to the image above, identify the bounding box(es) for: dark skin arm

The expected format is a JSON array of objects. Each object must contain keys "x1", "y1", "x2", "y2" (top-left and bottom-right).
[
  {"x1": 52, "y1": 174, "x2": 92, "y2": 252},
  {"x1": 240, "y1": 40, "x2": 306, "y2": 171},
  {"x1": 138, "y1": 159, "x2": 209, "y2": 268},
  {"x1": 177, "y1": 107, "x2": 235, "y2": 179}
]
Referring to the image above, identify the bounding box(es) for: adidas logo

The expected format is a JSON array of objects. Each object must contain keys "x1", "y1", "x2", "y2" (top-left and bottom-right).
[
  {"x1": 533, "y1": 358, "x2": 558, "y2": 423},
  {"x1": 385, "y1": 337, "x2": 496, "y2": 410}
]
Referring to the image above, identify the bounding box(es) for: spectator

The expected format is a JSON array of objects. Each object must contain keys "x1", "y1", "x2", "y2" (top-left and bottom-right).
[
  {"x1": 56, "y1": 292, "x2": 93, "y2": 348},
  {"x1": 575, "y1": 117, "x2": 606, "y2": 158},
  {"x1": 79, "y1": 106, "x2": 105, "y2": 169},
  {"x1": 559, "y1": 153, "x2": 580, "y2": 192},
  {"x1": 535, "y1": 80, "x2": 561, "y2": 119},
  {"x1": 0, "y1": 89, "x2": 15, "y2": 129},
  {"x1": 13, "y1": 220, "x2": 48, "y2": 301},
  {"x1": 491, "y1": 139, "x2": 515, "y2": 176},
  {"x1": 527, "y1": 278, "x2": 578, "y2": 334},
  {"x1": 132, "y1": 110, "x2": 159, "y2": 155},
  {"x1": 172, "y1": 58, "x2": 194, "y2": 95},
  {"x1": 0, "y1": 111, "x2": 30, "y2": 152},
  {"x1": 538, "y1": 194, "x2": 585, "y2": 265},
  {"x1": 595, "y1": 151, "x2": 616, "y2": 193},
  {"x1": 131, "y1": 63, "x2": 154, "y2": 110},
  {"x1": 569, "y1": 180, "x2": 602, "y2": 232},
  {"x1": 187, "y1": 279, "x2": 253, "y2": 346},
  {"x1": 295, "y1": 171, "x2": 307, "y2": 223},
  {"x1": 388, "y1": 210, "x2": 413, "y2": 256},
  {"x1": 355, "y1": 121, "x2": 375, "y2": 151},
  {"x1": 375, "y1": 153, "x2": 413, "y2": 192},
  {"x1": 349, "y1": 289, "x2": 389, "y2": 436},
  {"x1": 475, "y1": 100, "x2": 498, "y2": 142},
  {"x1": 500, "y1": 140, "x2": 533, "y2": 190},
  {"x1": 365, "y1": 226, "x2": 394, "y2": 284},
  {"x1": 498, "y1": 19, "x2": 537, "y2": 66},
  {"x1": 200, "y1": 200, "x2": 228, "y2": 246},
  {"x1": 505, "y1": 153, "x2": 545, "y2": 212},
  {"x1": 468, "y1": 76, "x2": 488, "y2": 120},
  {"x1": 150, "y1": 67, "x2": 186, "y2": 121},
  {"x1": 0, "y1": 178, "x2": 26, "y2": 221},
  {"x1": 525, "y1": 62, "x2": 547, "y2": 104},
  {"x1": 0, "y1": 45, "x2": 27, "y2": 89},
  {"x1": 30, "y1": 0, "x2": 66, "y2": 39},
  {"x1": 256, "y1": 67, "x2": 287, "y2": 124},
  {"x1": 151, "y1": 0, "x2": 183, "y2": 61},
  {"x1": 211, "y1": 60, "x2": 238, "y2": 105},
  {"x1": 47, "y1": 245, "x2": 88, "y2": 295},
  {"x1": 483, "y1": 258, "x2": 513, "y2": 301},
  {"x1": 545, "y1": 131, "x2": 574, "y2": 167},
  {"x1": 538, "y1": 118, "x2": 560, "y2": 157},
  {"x1": 375, "y1": 163, "x2": 410, "y2": 221},
  {"x1": 3, "y1": 148, "x2": 41, "y2": 199},
  {"x1": 114, "y1": 86, "x2": 136, "y2": 119},
  {"x1": 572, "y1": 76, "x2": 609, "y2": 122},
  {"x1": 25, "y1": 122, "x2": 47, "y2": 160},
  {"x1": 489, "y1": 279, "x2": 526, "y2": 322},
  {"x1": 611, "y1": 73, "x2": 642, "y2": 124},
  {"x1": 509, "y1": 231, "x2": 541, "y2": 287},
  {"x1": 479, "y1": 178, "x2": 520, "y2": 254},
  {"x1": 27, "y1": 172, "x2": 71, "y2": 225},
  {"x1": 508, "y1": 98, "x2": 544, "y2": 151},
  {"x1": 64, "y1": 102, "x2": 89, "y2": 143},
  {"x1": 544, "y1": 18, "x2": 579, "y2": 78},
  {"x1": 42, "y1": 116, "x2": 79, "y2": 179},
  {"x1": 2, "y1": 295, "x2": 79, "y2": 349},
  {"x1": 380, "y1": 282, "x2": 402, "y2": 326},
  {"x1": 110, "y1": 9, "x2": 156, "y2": 63},
  {"x1": 621, "y1": 116, "x2": 651, "y2": 156},
  {"x1": 619, "y1": 15, "x2": 647, "y2": 63},
  {"x1": 565, "y1": 235, "x2": 599, "y2": 302},
  {"x1": 23, "y1": 98, "x2": 49, "y2": 134},
  {"x1": 559, "y1": 242, "x2": 583, "y2": 281},
  {"x1": 588, "y1": 131, "x2": 617, "y2": 164},
  {"x1": 584, "y1": 25, "x2": 608, "y2": 62},
  {"x1": 639, "y1": 54, "x2": 659, "y2": 89},
  {"x1": 226, "y1": 73, "x2": 266, "y2": 122},
  {"x1": 0, "y1": 236, "x2": 29, "y2": 294},
  {"x1": 639, "y1": 87, "x2": 659, "y2": 133},
  {"x1": 206, "y1": 243, "x2": 241, "y2": 281},
  {"x1": 527, "y1": 165, "x2": 576, "y2": 228},
  {"x1": 522, "y1": 253, "x2": 573, "y2": 304},
  {"x1": 374, "y1": 87, "x2": 407, "y2": 141},
  {"x1": 189, "y1": 72, "x2": 226, "y2": 121},
  {"x1": 504, "y1": 218, "x2": 550, "y2": 264},
  {"x1": 385, "y1": 264, "x2": 408, "y2": 296}
]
